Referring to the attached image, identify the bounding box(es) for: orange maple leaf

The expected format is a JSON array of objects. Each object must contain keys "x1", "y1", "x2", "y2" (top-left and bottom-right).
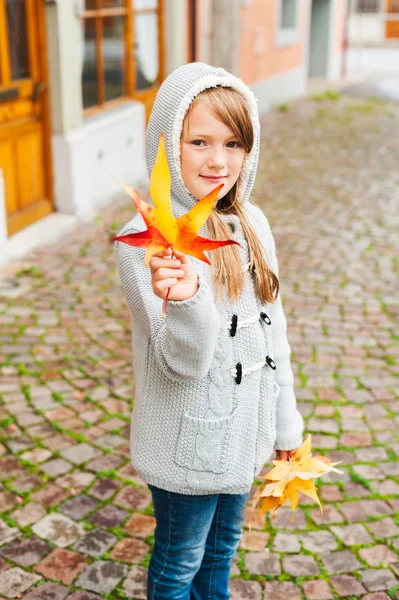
[
  {"x1": 113, "y1": 133, "x2": 239, "y2": 266},
  {"x1": 113, "y1": 134, "x2": 239, "y2": 316}
]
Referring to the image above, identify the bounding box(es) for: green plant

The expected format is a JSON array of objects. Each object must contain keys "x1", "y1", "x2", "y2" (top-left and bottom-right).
[
  {"x1": 0, "y1": 416, "x2": 15, "y2": 428},
  {"x1": 310, "y1": 89, "x2": 340, "y2": 102},
  {"x1": 16, "y1": 265, "x2": 44, "y2": 278}
]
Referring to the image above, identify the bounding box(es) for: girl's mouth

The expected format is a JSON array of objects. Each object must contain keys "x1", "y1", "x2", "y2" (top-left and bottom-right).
[{"x1": 199, "y1": 175, "x2": 227, "y2": 182}]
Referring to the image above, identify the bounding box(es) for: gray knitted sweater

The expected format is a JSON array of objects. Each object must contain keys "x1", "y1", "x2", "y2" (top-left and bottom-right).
[{"x1": 116, "y1": 63, "x2": 303, "y2": 495}]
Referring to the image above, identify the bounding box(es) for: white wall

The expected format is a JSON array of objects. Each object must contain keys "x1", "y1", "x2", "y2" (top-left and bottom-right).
[
  {"x1": 52, "y1": 102, "x2": 147, "y2": 220},
  {"x1": 347, "y1": 46, "x2": 399, "y2": 76},
  {"x1": 348, "y1": 14, "x2": 385, "y2": 45},
  {"x1": 250, "y1": 66, "x2": 307, "y2": 113}
]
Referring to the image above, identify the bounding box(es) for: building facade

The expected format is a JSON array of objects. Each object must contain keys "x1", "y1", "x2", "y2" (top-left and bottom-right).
[
  {"x1": 348, "y1": 0, "x2": 399, "y2": 45},
  {"x1": 0, "y1": 0, "x2": 347, "y2": 265}
]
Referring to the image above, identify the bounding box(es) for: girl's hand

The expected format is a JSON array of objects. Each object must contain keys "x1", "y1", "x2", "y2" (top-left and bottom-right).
[
  {"x1": 276, "y1": 449, "x2": 297, "y2": 461},
  {"x1": 149, "y1": 248, "x2": 199, "y2": 302}
]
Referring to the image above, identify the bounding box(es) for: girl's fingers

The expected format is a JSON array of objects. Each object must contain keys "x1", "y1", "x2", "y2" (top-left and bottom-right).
[
  {"x1": 150, "y1": 249, "x2": 191, "y2": 270},
  {"x1": 153, "y1": 268, "x2": 185, "y2": 281},
  {"x1": 150, "y1": 248, "x2": 191, "y2": 261},
  {"x1": 150, "y1": 256, "x2": 181, "y2": 271},
  {"x1": 276, "y1": 449, "x2": 295, "y2": 461},
  {"x1": 276, "y1": 450, "x2": 289, "y2": 461},
  {"x1": 152, "y1": 247, "x2": 173, "y2": 258},
  {"x1": 153, "y1": 278, "x2": 178, "y2": 294}
]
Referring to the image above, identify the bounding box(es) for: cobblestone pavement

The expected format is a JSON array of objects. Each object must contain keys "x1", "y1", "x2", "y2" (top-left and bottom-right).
[{"x1": 0, "y1": 92, "x2": 399, "y2": 599}]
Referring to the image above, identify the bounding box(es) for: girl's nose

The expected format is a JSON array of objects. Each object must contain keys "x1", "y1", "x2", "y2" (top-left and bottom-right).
[{"x1": 207, "y1": 150, "x2": 225, "y2": 169}]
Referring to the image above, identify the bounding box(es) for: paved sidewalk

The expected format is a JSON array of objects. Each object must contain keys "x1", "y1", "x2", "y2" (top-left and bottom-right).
[{"x1": 0, "y1": 93, "x2": 399, "y2": 599}]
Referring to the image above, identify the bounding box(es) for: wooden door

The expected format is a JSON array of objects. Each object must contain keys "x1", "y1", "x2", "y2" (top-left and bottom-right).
[
  {"x1": 0, "y1": 0, "x2": 53, "y2": 237},
  {"x1": 386, "y1": 0, "x2": 399, "y2": 38}
]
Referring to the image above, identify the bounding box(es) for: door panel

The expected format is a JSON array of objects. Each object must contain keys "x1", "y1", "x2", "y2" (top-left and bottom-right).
[
  {"x1": 16, "y1": 125, "x2": 45, "y2": 208},
  {"x1": 0, "y1": 139, "x2": 17, "y2": 214},
  {"x1": 308, "y1": 0, "x2": 331, "y2": 78},
  {"x1": 0, "y1": 0, "x2": 53, "y2": 236}
]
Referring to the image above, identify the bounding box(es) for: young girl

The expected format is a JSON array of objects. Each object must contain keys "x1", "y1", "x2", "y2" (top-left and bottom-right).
[{"x1": 116, "y1": 62, "x2": 303, "y2": 599}]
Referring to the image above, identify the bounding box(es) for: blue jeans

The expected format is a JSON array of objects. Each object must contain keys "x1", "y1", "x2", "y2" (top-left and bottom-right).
[{"x1": 147, "y1": 484, "x2": 250, "y2": 599}]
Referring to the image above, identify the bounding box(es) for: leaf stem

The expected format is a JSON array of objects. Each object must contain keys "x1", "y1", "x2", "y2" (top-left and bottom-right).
[{"x1": 162, "y1": 247, "x2": 174, "y2": 319}]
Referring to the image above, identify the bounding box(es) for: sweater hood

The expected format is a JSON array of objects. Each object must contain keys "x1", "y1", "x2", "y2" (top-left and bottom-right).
[{"x1": 146, "y1": 62, "x2": 261, "y2": 218}]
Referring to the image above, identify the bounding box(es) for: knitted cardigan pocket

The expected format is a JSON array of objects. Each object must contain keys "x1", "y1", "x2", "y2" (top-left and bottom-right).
[{"x1": 174, "y1": 408, "x2": 237, "y2": 473}]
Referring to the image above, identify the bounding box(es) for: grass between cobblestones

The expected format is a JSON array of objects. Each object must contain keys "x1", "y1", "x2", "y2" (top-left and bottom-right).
[{"x1": 0, "y1": 93, "x2": 398, "y2": 599}]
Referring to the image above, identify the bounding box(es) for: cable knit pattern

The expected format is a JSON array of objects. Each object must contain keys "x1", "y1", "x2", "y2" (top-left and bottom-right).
[
  {"x1": 208, "y1": 339, "x2": 234, "y2": 417},
  {"x1": 115, "y1": 63, "x2": 303, "y2": 495}
]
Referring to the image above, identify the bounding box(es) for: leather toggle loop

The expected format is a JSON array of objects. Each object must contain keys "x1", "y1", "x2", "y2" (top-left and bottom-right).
[
  {"x1": 265, "y1": 355, "x2": 276, "y2": 370},
  {"x1": 235, "y1": 362, "x2": 242, "y2": 384},
  {"x1": 260, "y1": 312, "x2": 271, "y2": 325},
  {"x1": 230, "y1": 314, "x2": 238, "y2": 337}
]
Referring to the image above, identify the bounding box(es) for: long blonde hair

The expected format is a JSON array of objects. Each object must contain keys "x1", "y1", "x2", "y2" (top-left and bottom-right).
[{"x1": 184, "y1": 86, "x2": 279, "y2": 304}]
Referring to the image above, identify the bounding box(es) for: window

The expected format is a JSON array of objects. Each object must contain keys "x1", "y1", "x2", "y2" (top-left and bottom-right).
[
  {"x1": 276, "y1": 0, "x2": 299, "y2": 47},
  {"x1": 5, "y1": 0, "x2": 30, "y2": 80},
  {"x1": 357, "y1": 0, "x2": 380, "y2": 12},
  {"x1": 81, "y1": 0, "x2": 163, "y2": 113},
  {"x1": 280, "y1": 0, "x2": 297, "y2": 29}
]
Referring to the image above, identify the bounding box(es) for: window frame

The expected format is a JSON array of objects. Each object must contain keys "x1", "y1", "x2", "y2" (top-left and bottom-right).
[
  {"x1": 275, "y1": 0, "x2": 300, "y2": 48},
  {"x1": 0, "y1": 0, "x2": 39, "y2": 88},
  {"x1": 81, "y1": 0, "x2": 164, "y2": 117}
]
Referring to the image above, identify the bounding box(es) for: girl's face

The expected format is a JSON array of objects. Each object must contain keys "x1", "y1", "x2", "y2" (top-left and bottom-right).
[{"x1": 180, "y1": 99, "x2": 246, "y2": 202}]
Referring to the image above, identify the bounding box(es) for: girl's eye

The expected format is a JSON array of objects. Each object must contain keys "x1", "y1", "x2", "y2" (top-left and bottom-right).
[
  {"x1": 191, "y1": 140, "x2": 205, "y2": 146},
  {"x1": 226, "y1": 141, "x2": 241, "y2": 148}
]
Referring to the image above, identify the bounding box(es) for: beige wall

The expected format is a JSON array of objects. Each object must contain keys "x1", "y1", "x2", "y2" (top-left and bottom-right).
[{"x1": 238, "y1": 0, "x2": 309, "y2": 84}]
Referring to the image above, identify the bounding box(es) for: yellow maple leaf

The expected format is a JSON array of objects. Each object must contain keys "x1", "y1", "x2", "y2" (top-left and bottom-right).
[
  {"x1": 113, "y1": 134, "x2": 240, "y2": 317},
  {"x1": 249, "y1": 434, "x2": 343, "y2": 530},
  {"x1": 113, "y1": 133, "x2": 239, "y2": 266}
]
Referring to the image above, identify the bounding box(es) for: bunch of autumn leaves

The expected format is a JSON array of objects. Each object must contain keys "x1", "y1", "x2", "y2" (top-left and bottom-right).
[
  {"x1": 250, "y1": 434, "x2": 342, "y2": 525},
  {"x1": 113, "y1": 134, "x2": 343, "y2": 521}
]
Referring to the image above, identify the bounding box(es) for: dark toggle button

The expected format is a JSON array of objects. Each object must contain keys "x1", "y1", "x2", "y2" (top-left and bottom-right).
[
  {"x1": 260, "y1": 312, "x2": 271, "y2": 325},
  {"x1": 265, "y1": 355, "x2": 276, "y2": 370},
  {"x1": 235, "y1": 362, "x2": 242, "y2": 384},
  {"x1": 230, "y1": 314, "x2": 238, "y2": 337}
]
